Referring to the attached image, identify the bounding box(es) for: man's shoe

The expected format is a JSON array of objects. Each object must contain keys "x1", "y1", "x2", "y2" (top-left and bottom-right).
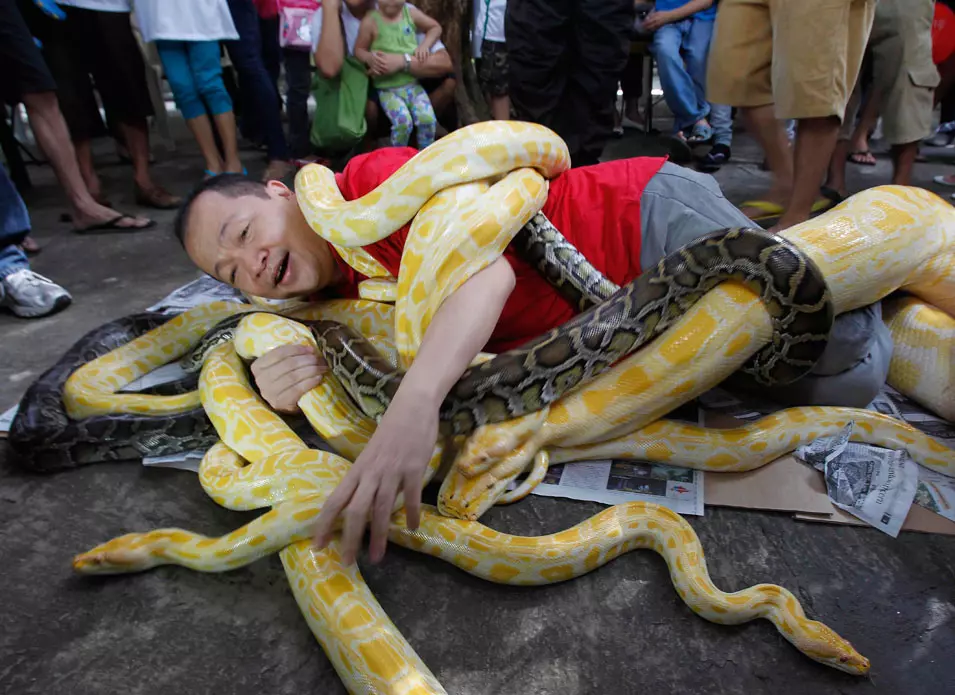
[{"x1": 1, "y1": 268, "x2": 72, "y2": 318}]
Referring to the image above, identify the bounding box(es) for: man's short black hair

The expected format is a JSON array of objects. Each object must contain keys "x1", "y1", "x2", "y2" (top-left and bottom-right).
[{"x1": 173, "y1": 174, "x2": 271, "y2": 247}]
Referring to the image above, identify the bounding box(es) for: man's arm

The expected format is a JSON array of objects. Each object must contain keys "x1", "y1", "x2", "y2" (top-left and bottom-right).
[
  {"x1": 353, "y1": 15, "x2": 377, "y2": 68},
  {"x1": 314, "y1": 0, "x2": 346, "y2": 78},
  {"x1": 407, "y1": 6, "x2": 442, "y2": 61},
  {"x1": 313, "y1": 256, "x2": 516, "y2": 565},
  {"x1": 643, "y1": 0, "x2": 714, "y2": 30},
  {"x1": 373, "y1": 48, "x2": 453, "y2": 79}
]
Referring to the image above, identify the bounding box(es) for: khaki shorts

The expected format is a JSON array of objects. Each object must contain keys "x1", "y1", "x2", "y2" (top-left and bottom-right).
[
  {"x1": 841, "y1": 0, "x2": 939, "y2": 145},
  {"x1": 707, "y1": 0, "x2": 877, "y2": 120}
]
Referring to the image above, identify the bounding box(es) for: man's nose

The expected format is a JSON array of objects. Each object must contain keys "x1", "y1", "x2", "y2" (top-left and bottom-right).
[{"x1": 245, "y1": 248, "x2": 268, "y2": 280}]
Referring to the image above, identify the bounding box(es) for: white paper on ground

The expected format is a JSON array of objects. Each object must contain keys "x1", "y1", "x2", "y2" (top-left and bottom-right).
[
  {"x1": 0, "y1": 404, "x2": 19, "y2": 435},
  {"x1": 142, "y1": 449, "x2": 205, "y2": 472},
  {"x1": 146, "y1": 275, "x2": 247, "y2": 315},
  {"x1": 795, "y1": 423, "x2": 918, "y2": 537},
  {"x1": 514, "y1": 459, "x2": 705, "y2": 516}
]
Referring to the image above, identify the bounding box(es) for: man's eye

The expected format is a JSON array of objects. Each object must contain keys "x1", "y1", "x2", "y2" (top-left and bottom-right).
[
  {"x1": 230, "y1": 269, "x2": 237, "y2": 285},
  {"x1": 240, "y1": 226, "x2": 249, "y2": 241}
]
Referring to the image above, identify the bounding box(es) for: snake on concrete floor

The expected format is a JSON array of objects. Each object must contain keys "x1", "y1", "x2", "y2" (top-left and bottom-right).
[{"x1": 28, "y1": 122, "x2": 955, "y2": 692}]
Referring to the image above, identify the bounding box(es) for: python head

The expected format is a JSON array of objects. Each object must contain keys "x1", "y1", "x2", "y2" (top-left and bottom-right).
[{"x1": 798, "y1": 619, "x2": 870, "y2": 675}]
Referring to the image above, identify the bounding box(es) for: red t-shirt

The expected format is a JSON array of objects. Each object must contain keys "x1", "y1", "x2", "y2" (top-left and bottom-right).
[{"x1": 328, "y1": 147, "x2": 666, "y2": 352}]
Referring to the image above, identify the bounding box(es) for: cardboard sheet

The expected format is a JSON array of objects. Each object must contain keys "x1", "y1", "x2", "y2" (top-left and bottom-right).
[
  {"x1": 795, "y1": 504, "x2": 955, "y2": 536},
  {"x1": 699, "y1": 408, "x2": 955, "y2": 535}
]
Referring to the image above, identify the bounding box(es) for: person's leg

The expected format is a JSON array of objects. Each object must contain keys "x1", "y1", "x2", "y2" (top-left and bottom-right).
[
  {"x1": 477, "y1": 41, "x2": 511, "y2": 120},
  {"x1": 826, "y1": 80, "x2": 863, "y2": 198},
  {"x1": 408, "y1": 83, "x2": 437, "y2": 148},
  {"x1": 81, "y1": 8, "x2": 180, "y2": 208},
  {"x1": 847, "y1": 86, "x2": 881, "y2": 164},
  {"x1": 0, "y1": 163, "x2": 70, "y2": 317},
  {"x1": 568, "y1": 0, "x2": 631, "y2": 165},
  {"x1": 225, "y1": 0, "x2": 290, "y2": 171},
  {"x1": 619, "y1": 49, "x2": 644, "y2": 126},
  {"x1": 259, "y1": 15, "x2": 282, "y2": 95},
  {"x1": 506, "y1": 0, "x2": 574, "y2": 150},
  {"x1": 742, "y1": 106, "x2": 793, "y2": 211},
  {"x1": 283, "y1": 48, "x2": 312, "y2": 158},
  {"x1": 38, "y1": 6, "x2": 109, "y2": 203},
  {"x1": 156, "y1": 40, "x2": 224, "y2": 175},
  {"x1": 871, "y1": 0, "x2": 937, "y2": 187},
  {"x1": 186, "y1": 40, "x2": 245, "y2": 174},
  {"x1": 708, "y1": 104, "x2": 733, "y2": 147},
  {"x1": 23, "y1": 91, "x2": 153, "y2": 229},
  {"x1": 772, "y1": 0, "x2": 876, "y2": 230},
  {"x1": 683, "y1": 17, "x2": 715, "y2": 138},
  {"x1": 652, "y1": 23, "x2": 705, "y2": 134},
  {"x1": 708, "y1": 0, "x2": 789, "y2": 216},
  {"x1": 378, "y1": 87, "x2": 413, "y2": 147}
]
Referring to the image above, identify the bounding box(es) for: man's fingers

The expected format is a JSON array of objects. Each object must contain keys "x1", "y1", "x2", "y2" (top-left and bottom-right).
[
  {"x1": 402, "y1": 471, "x2": 422, "y2": 530},
  {"x1": 340, "y1": 477, "x2": 378, "y2": 565},
  {"x1": 369, "y1": 475, "x2": 399, "y2": 564},
  {"x1": 313, "y1": 472, "x2": 360, "y2": 548},
  {"x1": 251, "y1": 344, "x2": 312, "y2": 372}
]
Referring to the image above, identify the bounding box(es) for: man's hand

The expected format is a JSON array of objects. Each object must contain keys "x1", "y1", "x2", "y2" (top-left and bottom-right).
[
  {"x1": 250, "y1": 344, "x2": 327, "y2": 414},
  {"x1": 372, "y1": 51, "x2": 404, "y2": 76},
  {"x1": 643, "y1": 9, "x2": 675, "y2": 31},
  {"x1": 312, "y1": 389, "x2": 438, "y2": 564}
]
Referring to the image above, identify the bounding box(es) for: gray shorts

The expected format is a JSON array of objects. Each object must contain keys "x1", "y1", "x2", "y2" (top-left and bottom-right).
[{"x1": 638, "y1": 162, "x2": 892, "y2": 407}]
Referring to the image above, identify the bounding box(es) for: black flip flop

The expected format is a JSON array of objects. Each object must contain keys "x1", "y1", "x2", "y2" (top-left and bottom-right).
[{"x1": 73, "y1": 214, "x2": 156, "y2": 235}]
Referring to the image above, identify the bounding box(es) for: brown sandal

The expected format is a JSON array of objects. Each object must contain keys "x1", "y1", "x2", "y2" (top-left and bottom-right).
[{"x1": 135, "y1": 184, "x2": 182, "y2": 210}]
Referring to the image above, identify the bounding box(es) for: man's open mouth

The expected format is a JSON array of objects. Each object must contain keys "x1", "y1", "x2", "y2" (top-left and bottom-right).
[{"x1": 273, "y1": 253, "x2": 289, "y2": 287}]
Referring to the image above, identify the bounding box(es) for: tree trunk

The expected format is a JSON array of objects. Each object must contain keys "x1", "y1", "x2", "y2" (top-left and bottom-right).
[{"x1": 414, "y1": 0, "x2": 490, "y2": 126}]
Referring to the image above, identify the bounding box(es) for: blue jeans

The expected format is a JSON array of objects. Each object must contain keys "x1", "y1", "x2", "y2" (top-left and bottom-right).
[
  {"x1": 0, "y1": 165, "x2": 30, "y2": 280},
  {"x1": 226, "y1": 0, "x2": 289, "y2": 161},
  {"x1": 651, "y1": 19, "x2": 713, "y2": 132},
  {"x1": 710, "y1": 103, "x2": 733, "y2": 146},
  {"x1": 156, "y1": 41, "x2": 233, "y2": 120}
]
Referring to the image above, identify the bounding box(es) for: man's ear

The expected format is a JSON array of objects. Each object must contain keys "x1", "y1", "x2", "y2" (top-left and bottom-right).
[{"x1": 265, "y1": 179, "x2": 293, "y2": 199}]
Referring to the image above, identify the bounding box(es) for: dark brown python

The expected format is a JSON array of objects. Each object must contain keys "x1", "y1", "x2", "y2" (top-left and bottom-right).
[{"x1": 313, "y1": 219, "x2": 834, "y2": 435}]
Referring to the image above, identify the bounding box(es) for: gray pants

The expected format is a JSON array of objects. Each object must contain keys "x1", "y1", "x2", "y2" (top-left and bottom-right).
[{"x1": 637, "y1": 162, "x2": 892, "y2": 408}]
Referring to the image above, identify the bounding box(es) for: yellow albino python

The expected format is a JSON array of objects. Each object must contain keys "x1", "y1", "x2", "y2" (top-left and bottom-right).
[{"x1": 63, "y1": 122, "x2": 955, "y2": 692}]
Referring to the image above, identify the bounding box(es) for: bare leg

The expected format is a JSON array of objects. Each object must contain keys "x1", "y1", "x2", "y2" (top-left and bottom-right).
[
  {"x1": 776, "y1": 116, "x2": 841, "y2": 230},
  {"x1": 21, "y1": 91, "x2": 150, "y2": 228},
  {"x1": 890, "y1": 142, "x2": 918, "y2": 186},
  {"x1": 739, "y1": 104, "x2": 793, "y2": 215},
  {"x1": 120, "y1": 119, "x2": 181, "y2": 207},
  {"x1": 73, "y1": 138, "x2": 103, "y2": 203},
  {"x1": 185, "y1": 114, "x2": 224, "y2": 175},
  {"x1": 211, "y1": 111, "x2": 243, "y2": 174},
  {"x1": 490, "y1": 95, "x2": 511, "y2": 120},
  {"x1": 827, "y1": 138, "x2": 851, "y2": 198},
  {"x1": 848, "y1": 86, "x2": 881, "y2": 160}
]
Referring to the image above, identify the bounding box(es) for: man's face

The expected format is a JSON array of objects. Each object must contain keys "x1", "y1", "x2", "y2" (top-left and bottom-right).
[{"x1": 184, "y1": 182, "x2": 336, "y2": 300}]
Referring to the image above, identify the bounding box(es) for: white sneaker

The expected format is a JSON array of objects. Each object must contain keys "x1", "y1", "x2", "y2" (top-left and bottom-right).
[{"x1": 1, "y1": 268, "x2": 72, "y2": 318}]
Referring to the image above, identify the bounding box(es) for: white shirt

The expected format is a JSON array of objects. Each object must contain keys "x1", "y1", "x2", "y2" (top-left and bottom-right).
[
  {"x1": 310, "y1": 2, "x2": 446, "y2": 56},
  {"x1": 57, "y1": 0, "x2": 131, "y2": 11},
  {"x1": 471, "y1": 0, "x2": 506, "y2": 58},
  {"x1": 133, "y1": 0, "x2": 239, "y2": 42}
]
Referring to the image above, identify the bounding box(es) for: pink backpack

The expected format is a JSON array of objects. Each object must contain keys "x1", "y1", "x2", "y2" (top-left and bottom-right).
[{"x1": 278, "y1": 0, "x2": 321, "y2": 50}]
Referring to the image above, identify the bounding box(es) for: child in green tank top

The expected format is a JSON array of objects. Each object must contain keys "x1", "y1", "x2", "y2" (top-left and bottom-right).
[{"x1": 354, "y1": 1, "x2": 443, "y2": 148}]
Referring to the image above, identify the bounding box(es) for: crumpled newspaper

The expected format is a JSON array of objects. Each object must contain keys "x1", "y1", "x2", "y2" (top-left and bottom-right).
[{"x1": 794, "y1": 422, "x2": 918, "y2": 537}]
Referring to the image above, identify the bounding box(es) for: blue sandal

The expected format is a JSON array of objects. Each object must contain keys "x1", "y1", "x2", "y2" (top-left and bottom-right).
[
  {"x1": 204, "y1": 168, "x2": 249, "y2": 178},
  {"x1": 687, "y1": 121, "x2": 714, "y2": 144}
]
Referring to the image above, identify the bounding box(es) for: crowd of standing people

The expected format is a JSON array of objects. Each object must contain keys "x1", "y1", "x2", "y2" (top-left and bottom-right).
[{"x1": 1, "y1": 0, "x2": 954, "y2": 320}]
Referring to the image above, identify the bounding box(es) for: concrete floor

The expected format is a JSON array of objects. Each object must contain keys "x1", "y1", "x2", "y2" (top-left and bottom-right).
[{"x1": 2, "y1": 119, "x2": 955, "y2": 695}]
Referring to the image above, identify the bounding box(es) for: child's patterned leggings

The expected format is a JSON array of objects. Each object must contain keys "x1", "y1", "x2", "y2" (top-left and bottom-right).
[{"x1": 377, "y1": 82, "x2": 437, "y2": 148}]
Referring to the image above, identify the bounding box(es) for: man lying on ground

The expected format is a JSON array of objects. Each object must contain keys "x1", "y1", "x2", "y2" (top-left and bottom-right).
[{"x1": 173, "y1": 150, "x2": 891, "y2": 566}]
